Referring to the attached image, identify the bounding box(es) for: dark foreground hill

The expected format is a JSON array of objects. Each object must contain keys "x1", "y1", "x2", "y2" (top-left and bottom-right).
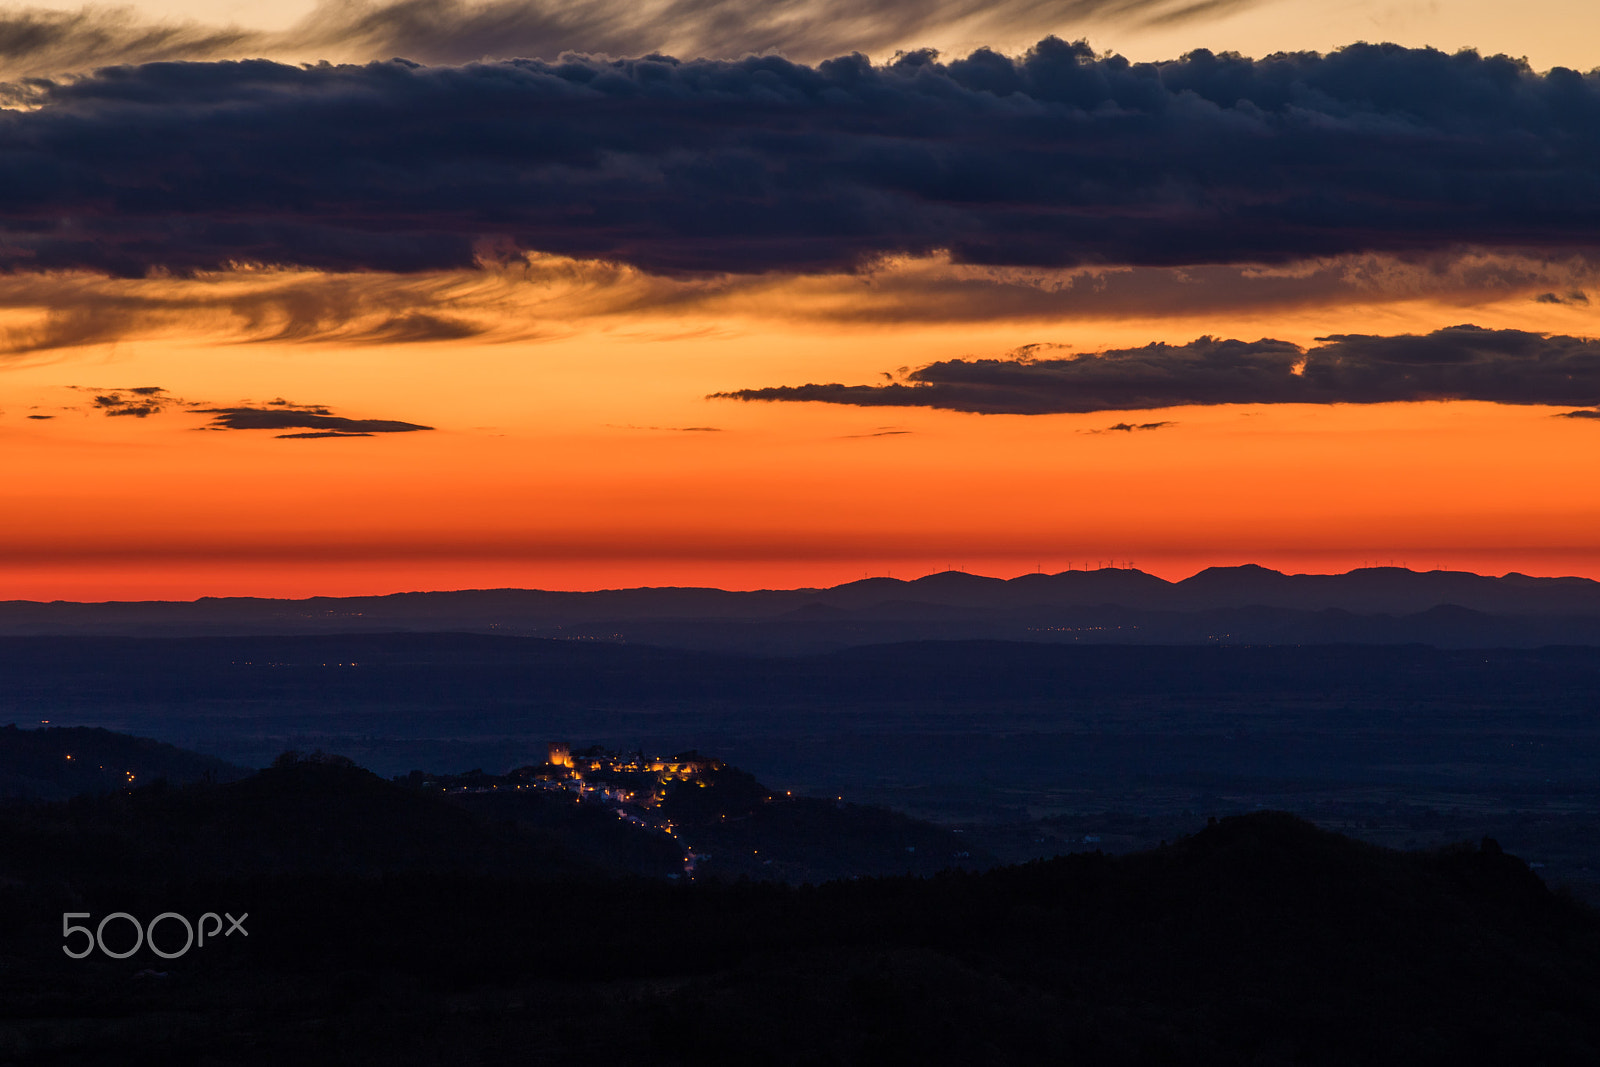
[
  {"x1": 0, "y1": 755, "x2": 604, "y2": 885},
  {"x1": 0, "y1": 747, "x2": 991, "y2": 887},
  {"x1": 1, "y1": 766, "x2": 1597, "y2": 1064},
  {"x1": 0, "y1": 724, "x2": 247, "y2": 802},
  {"x1": 437, "y1": 757, "x2": 992, "y2": 882}
]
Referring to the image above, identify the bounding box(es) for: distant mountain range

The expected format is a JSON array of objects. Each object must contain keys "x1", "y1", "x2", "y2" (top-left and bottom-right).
[{"x1": 6, "y1": 565, "x2": 1600, "y2": 649}]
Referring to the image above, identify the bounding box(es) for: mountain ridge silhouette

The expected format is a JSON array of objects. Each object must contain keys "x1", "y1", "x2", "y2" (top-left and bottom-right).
[{"x1": 5, "y1": 564, "x2": 1600, "y2": 649}]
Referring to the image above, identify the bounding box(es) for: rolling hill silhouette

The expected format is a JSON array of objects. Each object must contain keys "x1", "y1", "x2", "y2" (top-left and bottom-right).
[{"x1": 0, "y1": 724, "x2": 246, "y2": 801}]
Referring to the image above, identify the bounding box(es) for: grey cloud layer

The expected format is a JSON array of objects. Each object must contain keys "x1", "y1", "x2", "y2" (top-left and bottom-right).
[
  {"x1": 2, "y1": 41, "x2": 1600, "y2": 276},
  {"x1": 0, "y1": 0, "x2": 1257, "y2": 78},
  {"x1": 713, "y1": 326, "x2": 1600, "y2": 414}
]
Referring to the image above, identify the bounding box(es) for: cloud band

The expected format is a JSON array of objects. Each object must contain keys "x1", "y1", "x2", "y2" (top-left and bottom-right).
[{"x1": 1, "y1": 41, "x2": 1599, "y2": 276}]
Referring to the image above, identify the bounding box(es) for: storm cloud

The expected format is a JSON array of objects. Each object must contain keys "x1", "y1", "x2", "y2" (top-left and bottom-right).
[
  {"x1": 1, "y1": 41, "x2": 1600, "y2": 276},
  {"x1": 713, "y1": 325, "x2": 1600, "y2": 414}
]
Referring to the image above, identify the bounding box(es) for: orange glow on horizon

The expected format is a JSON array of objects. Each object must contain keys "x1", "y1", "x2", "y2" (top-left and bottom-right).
[
  {"x1": 3, "y1": 258, "x2": 1599, "y2": 602},
  {"x1": 6, "y1": 551, "x2": 1600, "y2": 603}
]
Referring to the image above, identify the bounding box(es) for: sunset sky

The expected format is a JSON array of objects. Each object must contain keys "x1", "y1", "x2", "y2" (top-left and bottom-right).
[{"x1": 2, "y1": 0, "x2": 1599, "y2": 599}]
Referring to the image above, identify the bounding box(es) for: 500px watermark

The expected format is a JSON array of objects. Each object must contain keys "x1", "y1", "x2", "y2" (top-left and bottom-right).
[{"x1": 62, "y1": 911, "x2": 248, "y2": 959}]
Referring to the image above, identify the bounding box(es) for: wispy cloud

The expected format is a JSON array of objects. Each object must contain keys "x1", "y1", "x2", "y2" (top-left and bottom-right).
[
  {"x1": 0, "y1": 5, "x2": 255, "y2": 78},
  {"x1": 1, "y1": 250, "x2": 1597, "y2": 358},
  {"x1": 0, "y1": 267, "x2": 521, "y2": 356},
  {"x1": 0, "y1": 0, "x2": 1267, "y2": 80}
]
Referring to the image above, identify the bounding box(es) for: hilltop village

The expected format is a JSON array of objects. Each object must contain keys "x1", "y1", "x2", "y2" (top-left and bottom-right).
[
  {"x1": 403, "y1": 743, "x2": 984, "y2": 883},
  {"x1": 405, "y1": 744, "x2": 734, "y2": 878}
]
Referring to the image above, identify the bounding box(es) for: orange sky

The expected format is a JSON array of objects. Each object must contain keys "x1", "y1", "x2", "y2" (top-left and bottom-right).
[{"x1": 3, "y1": 254, "x2": 1598, "y2": 599}]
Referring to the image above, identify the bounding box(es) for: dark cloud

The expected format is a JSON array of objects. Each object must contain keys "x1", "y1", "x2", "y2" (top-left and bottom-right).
[
  {"x1": 25, "y1": 413, "x2": 53, "y2": 419},
  {"x1": 1, "y1": 42, "x2": 1600, "y2": 276},
  {"x1": 274, "y1": 430, "x2": 376, "y2": 438},
  {"x1": 83, "y1": 386, "x2": 173, "y2": 417},
  {"x1": 194, "y1": 406, "x2": 433, "y2": 434},
  {"x1": 713, "y1": 325, "x2": 1600, "y2": 414},
  {"x1": 0, "y1": 0, "x2": 1260, "y2": 80},
  {"x1": 348, "y1": 312, "x2": 482, "y2": 344},
  {"x1": 1556, "y1": 409, "x2": 1600, "y2": 420},
  {"x1": 55, "y1": 385, "x2": 433, "y2": 436},
  {"x1": 1094, "y1": 420, "x2": 1174, "y2": 432},
  {"x1": 1535, "y1": 290, "x2": 1590, "y2": 305}
]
